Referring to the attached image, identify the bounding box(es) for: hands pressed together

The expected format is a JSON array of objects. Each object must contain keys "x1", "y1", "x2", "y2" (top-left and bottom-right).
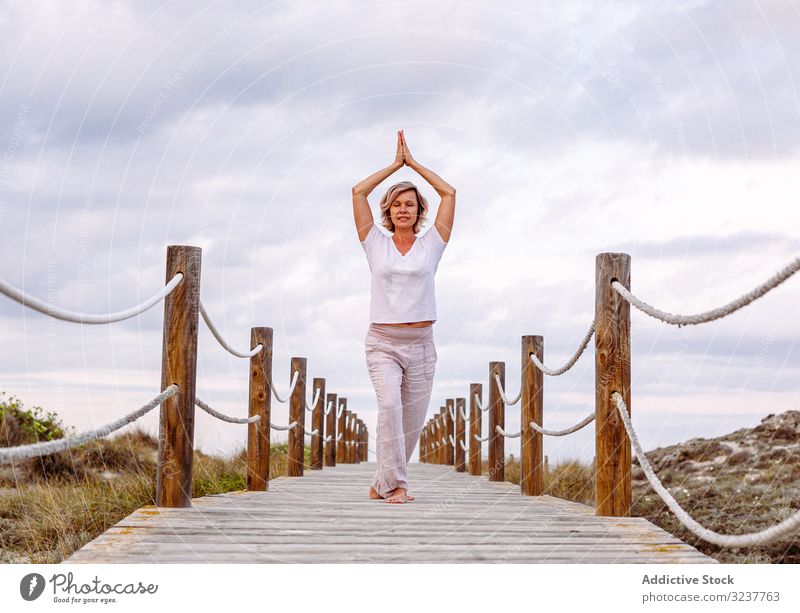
[{"x1": 393, "y1": 129, "x2": 416, "y2": 168}]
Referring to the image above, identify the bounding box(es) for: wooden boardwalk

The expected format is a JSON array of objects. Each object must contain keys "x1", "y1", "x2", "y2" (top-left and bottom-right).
[{"x1": 64, "y1": 462, "x2": 714, "y2": 563}]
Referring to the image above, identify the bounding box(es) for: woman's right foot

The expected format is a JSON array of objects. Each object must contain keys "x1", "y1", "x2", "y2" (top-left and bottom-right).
[{"x1": 370, "y1": 486, "x2": 414, "y2": 501}]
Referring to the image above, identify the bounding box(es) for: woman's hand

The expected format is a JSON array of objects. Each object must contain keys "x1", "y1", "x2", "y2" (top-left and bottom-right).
[
  {"x1": 400, "y1": 130, "x2": 416, "y2": 167},
  {"x1": 393, "y1": 130, "x2": 405, "y2": 168}
]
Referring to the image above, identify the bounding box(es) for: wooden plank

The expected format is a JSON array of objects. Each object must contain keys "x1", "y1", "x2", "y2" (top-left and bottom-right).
[{"x1": 63, "y1": 462, "x2": 714, "y2": 564}]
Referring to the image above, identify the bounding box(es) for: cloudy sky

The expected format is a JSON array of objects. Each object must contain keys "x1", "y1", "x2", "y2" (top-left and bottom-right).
[{"x1": 0, "y1": 0, "x2": 798, "y2": 464}]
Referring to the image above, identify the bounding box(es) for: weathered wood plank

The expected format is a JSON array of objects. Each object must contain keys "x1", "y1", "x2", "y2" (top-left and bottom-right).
[{"x1": 63, "y1": 462, "x2": 714, "y2": 564}]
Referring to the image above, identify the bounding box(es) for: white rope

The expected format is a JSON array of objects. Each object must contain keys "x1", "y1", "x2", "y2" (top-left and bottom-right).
[
  {"x1": 611, "y1": 255, "x2": 800, "y2": 327},
  {"x1": 337, "y1": 432, "x2": 343, "y2": 441},
  {"x1": 530, "y1": 320, "x2": 595, "y2": 376},
  {"x1": 323, "y1": 399, "x2": 334, "y2": 416},
  {"x1": 613, "y1": 392, "x2": 800, "y2": 547},
  {"x1": 195, "y1": 397, "x2": 260, "y2": 424},
  {"x1": 304, "y1": 428, "x2": 320, "y2": 437},
  {"x1": 336, "y1": 402, "x2": 345, "y2": 420},
  {"x1": 448, "y1": 405, "x2": 455, "y2": 420},
  {"x1": 0, "y1": 273, "x2": 183, "y2": 324},
  {"x1": 474, "y1": 393, "x2": 488, "y2": 412},
  {"x1": 495, "y1": 424, "x2": 521, "y2": 438},
  {"x1": 459, "y1": 439, "x2": 467, "y2": 451},
  {"x1": 474, "y1": 433, "x2": 489, "y2": 442},
  {"x1": 494, "y1": 373, "x2": 521, "y2": 405},
  {"x1": 440, "y1": 437, "x2": 446, "y2": 446},
  {"x1": 270, "y1": 420, "x2": 298, "y2": 431},
  {"x1": 198, "y1": 300, "x2": 263, "y2": 358},
  {"x1": 529, "y1": 413, "x2": 596, "y2": 436},
  {"x1": 448, "y1": 434, "x2": 455, "y2": 446},
  {"x1": 458, "y1": 402, "x2": 467, "y2": 421},
  {"x1": 323, "y1": 434, "x2": 333, "y2": 443},
  {"x1": 304, "y1": 387, "x2": 322, "y2": 413},
  {"x1": 0, "y1": 385, "x2": 178, "y2": 464},
  {"x1": 266, "y1": 370, "x2": 299, "y2": 403}
]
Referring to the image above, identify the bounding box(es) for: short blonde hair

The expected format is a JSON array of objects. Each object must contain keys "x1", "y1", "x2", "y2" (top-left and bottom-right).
[{"x1": 378, "y1": 181, "x2": 429, "y2": 234}]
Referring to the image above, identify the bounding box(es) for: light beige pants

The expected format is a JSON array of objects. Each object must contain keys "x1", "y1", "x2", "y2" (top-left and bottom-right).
[{"x1": 365, "y1": 323, "x2": 437, "y2": 497}]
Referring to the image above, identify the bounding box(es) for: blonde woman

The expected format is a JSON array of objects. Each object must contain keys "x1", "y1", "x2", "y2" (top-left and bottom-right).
[{"x1": 352, "y1": 130, "x2": 456, "y2": 504}]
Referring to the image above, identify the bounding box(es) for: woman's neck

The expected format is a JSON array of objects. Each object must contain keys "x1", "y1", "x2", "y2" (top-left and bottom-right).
[{"x1": 393, "y1": 227, "x2": 415, "y2": 240}]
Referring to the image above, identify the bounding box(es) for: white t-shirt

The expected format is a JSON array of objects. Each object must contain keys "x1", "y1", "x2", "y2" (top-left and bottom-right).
[{"x1": 360, "y1": 222, "x2": 448, "y2": 324}]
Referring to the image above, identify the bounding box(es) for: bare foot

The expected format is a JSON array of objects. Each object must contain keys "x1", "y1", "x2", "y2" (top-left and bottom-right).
[
  {"x1": 370, "y1": 486, "x2": 414, "y2": 501},
  {"x1": 385, "y1": 487, "x2": 408, "y2": 504}
]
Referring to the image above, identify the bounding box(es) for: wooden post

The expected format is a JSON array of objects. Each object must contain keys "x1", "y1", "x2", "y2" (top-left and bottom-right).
[
  {"x1": 350, "y1": 413, "x2": 357, "y2": 464},
  {"x1": 488, "y1": 361, "x2": 505, "y2": 481},
  {"x1": 545, "y1": 455, "x2": 549, "y2": 478},
  {"x1": 310, "y1": 377, "x2": 325, "y2": 470},
  {"x1": 157, "y1": 245, "x2": 201, "y2": 508},
  {"x1": 247, "y1": 327, "x2": 272, "y2": 491},
  {"x1": 445, "y1": 399, "x2": 455, "y2": 465},
  {"x1": 342, "y1": 410, "x2": 350, "y2": 463},
  {"x1": 356, "y1": 419, "x2": 363, "y2": 463},
  {"x1": 350, "y1": 413, "x2": 359, "y2": 464},
  {"x1": 595, "y1": 252, "x2": 631, "y2": 517},
  {"x1": 455, "y1": 397, "x2": 466, "y2": 472},
  {"x1": 325, "y1": 392, "x2": 337, "y2": 466},
  {"x1": 521, "y1": 335, "x2": 544, "y2": 496},
  {"x1": 469, "y1": 383, "x2": 482, "y2": 476},
  {"x1": 346, "y1": 411, "x2": 355, "y2": 464},
  {"x1": 287, "y1": 357, "x2": 306, "y2": 477},
  {"x1": 437, "y1": 409, "x2": 446, "y2": 465},
  {"x1": 337, "y1": 398, "x2": 347, "y2": 462}
]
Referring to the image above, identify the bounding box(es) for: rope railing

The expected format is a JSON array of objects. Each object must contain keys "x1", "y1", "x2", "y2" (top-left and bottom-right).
[
  {"x1": 270, "y1": 420, "x2": 299, "y2": 431},
  {"x1": 495, "y1": 425, "x2": 521, "y2": 438},
  {"x1": 266, "y1": 369, "x2": 299, "y2": 403},
  {"x1": 195, "y1": 397, "x2": 260, "y2": 424},
  {"x1": 529, "y1": 413, "x2": 595, "y2": 436},
  {"x1": 0, "y1": 385, "x2": 178, "y2": 464},
  {"x1": 0, "y1": 244, "x2": 366, "y2": 507},
  {"x1": 0, "y1": 273, "x2": 183, "y2": 324},
  {"x1": 199, "y1": 300, "x2": 263, "y2": 358},
  {"x1": 414, "y1": 250, "x2": 800, "y2": 555},
  {"x1": 613, "y1": 392, "x2": 800, "y2": 547},
  {"x1": 611, "y1": 255, "x2": 800, "y2": 327},
  {"x1": 529, "y1": 319, "x2": 594, "y2": 376},
  {"x1": 304, "y1": 387, "x2": 321, "y2": 413},
  {"x1": 494, "y1": 373, "x2": 521, "y2": 405}
]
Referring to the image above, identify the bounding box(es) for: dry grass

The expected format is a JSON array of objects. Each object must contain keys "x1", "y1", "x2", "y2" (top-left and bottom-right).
[
  {"x1": 0, "y1": 426, "x2": 310, "y2": 564},
  {"x1": 495, "y1": 444, "x2": 800, "y2": 564}
]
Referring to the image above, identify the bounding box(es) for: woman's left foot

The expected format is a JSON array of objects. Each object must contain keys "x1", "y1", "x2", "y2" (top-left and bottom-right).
[{"x1": 385, "y1": 487, "x2": 408, "y2": 504}]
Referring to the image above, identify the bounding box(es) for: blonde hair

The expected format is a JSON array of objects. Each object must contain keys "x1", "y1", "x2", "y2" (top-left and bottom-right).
[{"x1": 378, "y1": 181, "x2": 429, "y2": 234}]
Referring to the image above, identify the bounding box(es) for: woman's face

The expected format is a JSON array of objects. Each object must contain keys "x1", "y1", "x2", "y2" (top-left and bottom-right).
[{"x1": 390, "y1": 189, "x2": 420, "y2": 232}]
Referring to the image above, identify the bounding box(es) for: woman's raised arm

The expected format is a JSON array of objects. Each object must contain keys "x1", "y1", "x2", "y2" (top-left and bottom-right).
[
  {"x1": 400, "y1": 130, "x2": 455, "y2": 243},
  {"x1": 352, "y1": 131, "x2": 404, "y2": 241}
]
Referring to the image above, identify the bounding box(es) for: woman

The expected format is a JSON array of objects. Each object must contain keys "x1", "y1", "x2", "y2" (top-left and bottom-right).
[{"x1": 352, "y1": 130, "x2": 456, "y2": 504}]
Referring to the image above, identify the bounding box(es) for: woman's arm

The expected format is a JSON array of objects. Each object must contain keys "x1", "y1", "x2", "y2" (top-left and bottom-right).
[
  {"x1": 400, "y1": 130, "x2": 455, "y2": 243},
  {"x1": 352, "y1": 131, "x2": 404, "y2": 241}
]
